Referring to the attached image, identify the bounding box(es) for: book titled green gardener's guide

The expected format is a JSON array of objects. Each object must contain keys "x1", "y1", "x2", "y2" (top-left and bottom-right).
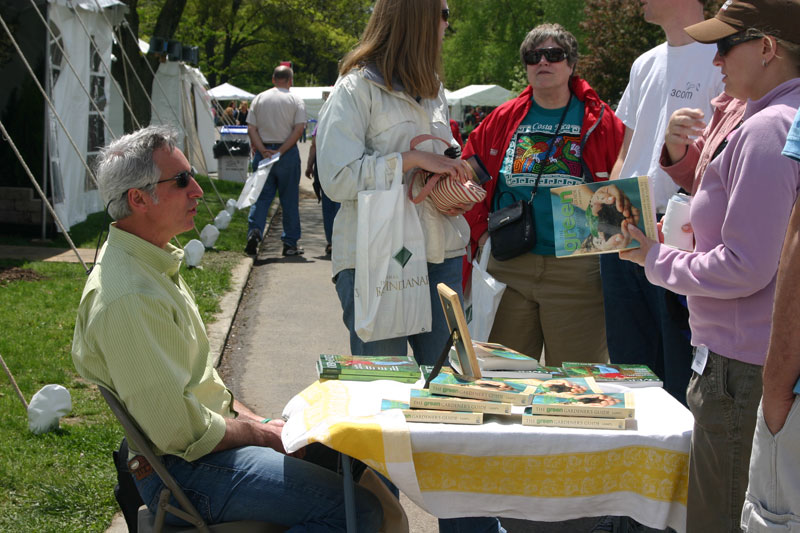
[
  {"x1": 317, "y1": 354, "x2": 420, "y2": 383},
  {"x1": 561, "y1": 362, "x2": 663, "y2": 388},
  {"x1": 550, "y1": 175, "x2": 657, "y2": 257},
  {"x1": 380, "y1": 399, "x2": 483, "y2": 424},
  {"x1": 428, "y1": 372, "x2": 537, "y2": 406}
]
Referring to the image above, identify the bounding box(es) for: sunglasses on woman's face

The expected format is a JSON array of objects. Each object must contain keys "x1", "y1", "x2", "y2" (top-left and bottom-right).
[
  {"x1": 441, "y1": 8, "x2": 449, "y2": 22},
  {"x1": 157, "y1": 167, "x2": 196, "y2": 188},
  {"x1": 716, "y1": 32, "x2": 762, "y2": 57},
  {"x1": 524, "y1": 47, "x2": 567, "y2": 65}
]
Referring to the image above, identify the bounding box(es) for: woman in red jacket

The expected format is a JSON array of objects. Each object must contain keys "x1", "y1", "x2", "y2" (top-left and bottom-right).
[{"x1": 463, "y1": 23, "x2": 624, "y2": 367}]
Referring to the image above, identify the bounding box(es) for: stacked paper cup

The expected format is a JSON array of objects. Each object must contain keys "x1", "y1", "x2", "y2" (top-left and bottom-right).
[{"x1": 662, "y1": 193, "x2": 694, "y2": 251}]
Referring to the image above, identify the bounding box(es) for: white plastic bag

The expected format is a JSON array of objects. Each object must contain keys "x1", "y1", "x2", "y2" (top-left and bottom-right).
[
  {"x1": 467, "y1": 238, "x2": 506, "y2": 342},
  {"x1": 235, "y1": 154, "x2": 280, "y2": 210},
  {"x1": 184, "y1": 239, "x2": 205, "y2": 267},
  {"x1": 28, "y1": 384, "x2": 72, "y2": 434},
  {"x1": 199, "y1": 224, "x2": 220, "y2": 248},
  {"x1": 354, "y1": 159, "x2": 431, "y2": 342},
  {"x1": 213, "y1": 210, "x2": 232, "y2": 230}
]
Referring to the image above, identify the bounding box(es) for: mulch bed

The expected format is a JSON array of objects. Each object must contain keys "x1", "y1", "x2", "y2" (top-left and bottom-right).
[{"x1": 0, "y1": 267, "x2": 47, "y2": 285}]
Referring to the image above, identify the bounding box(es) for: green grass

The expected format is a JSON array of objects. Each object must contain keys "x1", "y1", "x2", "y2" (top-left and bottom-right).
[{"x1": 0, "y1": 175, "x2": 250, "y2": 531}]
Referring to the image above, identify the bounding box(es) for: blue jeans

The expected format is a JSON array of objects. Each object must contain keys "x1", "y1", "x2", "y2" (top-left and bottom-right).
[
  {"x1": 321, "y1": 190, "x2": 340, "y2": 246},
  {"x1": 334, "y1": 256, "x2": 464, "y2": 367},
  {"x1": 248, "y1": 145, "x2": 301, "y2": 247},
  {"x1": 599, "y1": 254, "x2": 693, "y2": 406},
  {"x1": 132, "y1": 445, "x2": 382, "y2": 532}
]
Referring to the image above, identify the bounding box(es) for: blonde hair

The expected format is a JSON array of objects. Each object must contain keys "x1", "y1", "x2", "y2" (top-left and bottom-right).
[{"x1": 339, "y1": 0, "x2": 443, "y2": 99}]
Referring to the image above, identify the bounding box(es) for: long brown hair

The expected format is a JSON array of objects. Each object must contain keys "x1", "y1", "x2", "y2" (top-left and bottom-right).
[{"x1": 339, "y1": 0, "x2": 443, "y2": 99}]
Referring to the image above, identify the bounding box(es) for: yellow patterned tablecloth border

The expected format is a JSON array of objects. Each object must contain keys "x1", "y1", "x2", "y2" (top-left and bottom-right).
[{"x1": 413, "y1": 445, "x2": 689, "y2": 504}]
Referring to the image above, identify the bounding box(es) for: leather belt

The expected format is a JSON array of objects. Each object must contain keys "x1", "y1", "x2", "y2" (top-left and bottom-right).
[{"x1": 128, "y1": 455, "x2": 154, "y2": 481}]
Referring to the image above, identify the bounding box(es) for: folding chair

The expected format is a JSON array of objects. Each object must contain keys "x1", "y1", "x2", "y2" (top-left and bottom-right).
[{"x1": 98, "y1": 386, "x2": 286, "y2": 533}]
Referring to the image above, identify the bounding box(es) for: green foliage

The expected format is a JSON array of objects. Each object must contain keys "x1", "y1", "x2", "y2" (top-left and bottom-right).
[{"x1": 137, "y1": 0, "x2": 371, "y2": 91}]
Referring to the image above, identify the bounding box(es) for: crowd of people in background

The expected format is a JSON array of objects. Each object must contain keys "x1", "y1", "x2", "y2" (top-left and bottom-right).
[{"x1": 77, "y1": 0, "x2": 800, "y2": 531}]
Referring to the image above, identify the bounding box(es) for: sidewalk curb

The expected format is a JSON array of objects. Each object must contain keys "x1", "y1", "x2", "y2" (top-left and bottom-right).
[{"x1": 208, "y1": 254, "x2": 253, "y2": 368}]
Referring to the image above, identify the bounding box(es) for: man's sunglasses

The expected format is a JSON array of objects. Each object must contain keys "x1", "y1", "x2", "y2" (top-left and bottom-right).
[
  {"x1": 524, "y1": 47, "x2": 567, "y2": 65},
  {"x1": 157, "y1": 167, "x2": 196, "y2": 188},
  {"x1": 441, "y1": 8, "x2": 449, "y2": 22},
  {"x1": 716, "y1": 32, "x2": 762, "y2": 57}
]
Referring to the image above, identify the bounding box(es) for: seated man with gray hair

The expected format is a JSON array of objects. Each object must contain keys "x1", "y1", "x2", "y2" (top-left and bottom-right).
[{"x1": 71, "y1": 125, "x2": 382, "y2": 530}]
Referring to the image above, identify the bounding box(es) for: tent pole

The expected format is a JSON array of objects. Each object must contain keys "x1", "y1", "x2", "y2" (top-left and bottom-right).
[{"x1": 40, "y1": 2, "x2": 51, "y2": 241}]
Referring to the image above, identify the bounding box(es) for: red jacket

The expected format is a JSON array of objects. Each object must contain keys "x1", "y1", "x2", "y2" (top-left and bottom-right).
[{"x1": 461, "y1": 77, "x2": 624, "y2": 287}]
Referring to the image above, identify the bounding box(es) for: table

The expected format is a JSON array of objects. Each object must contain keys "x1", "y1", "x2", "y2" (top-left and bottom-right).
[{"x1": 281, "y1": 380, "x2": 693, "y2": 532}]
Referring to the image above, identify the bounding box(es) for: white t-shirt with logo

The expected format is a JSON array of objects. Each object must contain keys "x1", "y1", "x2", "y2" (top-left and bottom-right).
[{"x1": 616, "y1": 41, "x2": 723, "y2": 213}]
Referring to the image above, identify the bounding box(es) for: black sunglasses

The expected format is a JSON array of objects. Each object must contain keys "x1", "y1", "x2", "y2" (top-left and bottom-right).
[
  {"x1": 716, "y1": 31, "x2": 762, "y2": 57},
  {"x1": 157, "y1": 167, "x2": 196, "y2": 188},
  {"x1": 524, "y1": 47, "x2": 567, "y2": 65},
  {"x1": 441, "y1": 8, "x2": 449, "y2": 22}
]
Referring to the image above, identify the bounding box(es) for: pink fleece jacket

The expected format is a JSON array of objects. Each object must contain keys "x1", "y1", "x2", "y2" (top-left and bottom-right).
[{"x1": 645, "y1": 78, "x2": 800, "y2": 365}]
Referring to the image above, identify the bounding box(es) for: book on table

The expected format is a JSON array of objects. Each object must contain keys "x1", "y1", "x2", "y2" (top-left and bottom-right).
[
  {"x1": 561, "y1": 362, "x2": 663, "y2": 388},
  {"x1": 427, "y1": 371, "x2": 537, "y2": 406},
  {"x1": 526, "y1": 377, "x2": 636, "y2": 419},
  {"x1": 448, "y1": 340, "x2": 564, "y2": 379},
  {"x1": 409, "y1": 389, "x2": 513, "y2": 415},
  {"x1": 317, "y1": 354, "x2": 420, "y2": 376},
  {"x1": 521, "y1": 411, "x2": 628, "y2": 430},
  {"x1": 380, "y1": 399, "x2": 483, "y2": 425},
  {"x1": 549, "y1": 175, "x2": 658, "y2": 257}
]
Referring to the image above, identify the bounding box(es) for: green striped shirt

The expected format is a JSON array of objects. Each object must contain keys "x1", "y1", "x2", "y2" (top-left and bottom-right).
[{"x1": 72, "y1": 225, "x2": 233, "y2": 461}]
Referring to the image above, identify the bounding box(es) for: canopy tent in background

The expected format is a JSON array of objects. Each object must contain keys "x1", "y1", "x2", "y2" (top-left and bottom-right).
[
  {"x1": 446, "y1": 84, "x2": 513, "y2": 124},
  {"x1": 108, "y1": 43, "x2": 218, "y2": 175},
  {"x1": 207, "y1": 82, "x2": 255, "y2": 101},
  {"x1": 290, "y1": 86, "x2": 335, "y2": 121},
  {"x1": 0, "y1": 0, "x2": 128, "y2": 230}
]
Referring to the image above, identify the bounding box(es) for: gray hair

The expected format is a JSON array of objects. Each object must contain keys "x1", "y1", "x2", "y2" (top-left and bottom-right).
[
  {"x1": 95, "y1": 125, "x2": 178, "y2": 220},
  {"x1": 520, "y1": 23, "x2": 579, "y2": 69}
]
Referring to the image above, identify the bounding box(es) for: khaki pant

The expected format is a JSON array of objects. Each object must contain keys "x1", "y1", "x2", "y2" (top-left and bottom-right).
[
  {"x1": 687, "y1": 350, "x2": 762, "y2": 533},
  {"x1": 486, "y1": 252, "x2": 608, "y2": 367}
]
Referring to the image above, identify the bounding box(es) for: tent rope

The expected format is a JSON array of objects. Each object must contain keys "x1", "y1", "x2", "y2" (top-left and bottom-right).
[{"x1": 0, "y1": 119, "x2": 91, "y2": 273}]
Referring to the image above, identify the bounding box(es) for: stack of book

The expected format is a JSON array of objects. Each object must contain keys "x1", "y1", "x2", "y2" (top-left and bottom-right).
[
  {"x1": 560, "y1": 362, "x2": 663, "y2": 388},
  {"x1": 381, "y1": 371, "x2": 636, "y2": 429},
  {"x1": 316, "y1": 354, "x2": 421, "y2": 384}
]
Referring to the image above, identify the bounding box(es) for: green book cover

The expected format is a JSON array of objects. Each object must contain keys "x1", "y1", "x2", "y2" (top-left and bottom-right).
[
  {"x1": 319, "y1": 371, "x2": 419, "y2": 384},
  {"x1": 428, "y1": 372, "x2": 536, "y2": 406},
  {"x1": 527, "y1": 391, "x2": 635, "y2": 419},
  {"x1": 318, "y1": 354, "x2": 420, "y2": 377},
  {"x1": 409, "y1": 389, "x2": 512, "y2": 415},
  {"x1": 380, "y1": 399, "x2": 483, "y2": 424},
  {"x1": 561, "y1": 362, "x2": 662, "y2": 386},
  {"x1": 550, "y1": 175, "x2": 657, "y2": 257}
]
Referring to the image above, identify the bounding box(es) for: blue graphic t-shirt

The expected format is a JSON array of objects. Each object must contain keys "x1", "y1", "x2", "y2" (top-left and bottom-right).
[{"x1": 496, "y1": 98, "x2": 585, "y2": 255}]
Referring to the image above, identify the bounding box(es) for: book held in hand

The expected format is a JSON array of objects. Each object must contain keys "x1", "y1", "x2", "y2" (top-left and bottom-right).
[
  {"x1": 380, "y1": 399, "x2": 483, "y2": 424},
  {"x1": 561, "y1": 362, "x2": 663, "y2": 388},
  {"x1": 549, "y1": 175, "x2": 658, "y2": 257}
]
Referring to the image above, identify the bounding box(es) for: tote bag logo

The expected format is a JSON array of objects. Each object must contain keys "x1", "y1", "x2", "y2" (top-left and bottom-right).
[{"x1": 394, "y1": 246, "x2": 413, "y2": 268}]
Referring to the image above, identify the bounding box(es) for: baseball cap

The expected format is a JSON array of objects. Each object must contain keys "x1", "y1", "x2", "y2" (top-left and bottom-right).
[{"x1": 685, "y1": 0, "x2": 800, "y2": 44}]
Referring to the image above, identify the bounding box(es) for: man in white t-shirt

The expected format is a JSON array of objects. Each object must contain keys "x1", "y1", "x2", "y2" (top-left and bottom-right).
[
  {"x1": 245, "y1": 65, "x2": 306, "y2": 256},
  {"x1": 599, "y1": 0, "x2": 724, "y2": 407}
]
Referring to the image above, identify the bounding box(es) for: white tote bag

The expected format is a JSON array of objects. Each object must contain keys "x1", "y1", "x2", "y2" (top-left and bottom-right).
[
  {"x1": 467, "y1": 238, "x2": 506, "y2": 342},
  {"x1": 235, "y1": 154, "x2": 280, "y2": 210},
  {"x1": 354, "y1": 159, "x2": 432, "y2": 342}
]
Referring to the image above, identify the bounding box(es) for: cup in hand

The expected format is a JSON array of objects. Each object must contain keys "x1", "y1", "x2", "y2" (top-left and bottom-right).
[{"x1": 662, "y1": 193, "x2": 693, "y2": 251}]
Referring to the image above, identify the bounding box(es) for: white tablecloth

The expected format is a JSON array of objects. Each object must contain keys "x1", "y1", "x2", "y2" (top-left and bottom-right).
[{"x1": 282, "y1": 380, "x2": 693, "y2": 532}]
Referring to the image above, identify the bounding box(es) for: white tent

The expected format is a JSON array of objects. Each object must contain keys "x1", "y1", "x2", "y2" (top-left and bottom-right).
[
  {"x1": 290, "y1": 86, "x2": 335, "y2": 121},
  {"x1": 207, "y1": 82, "x2": 255, "y2": 101},
  {"x1": 446, "y1": 84, "x2": 513, "y2": 124},
  {"x1": 108, "y1": 61, "x2": 219, "y2": 175}
]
